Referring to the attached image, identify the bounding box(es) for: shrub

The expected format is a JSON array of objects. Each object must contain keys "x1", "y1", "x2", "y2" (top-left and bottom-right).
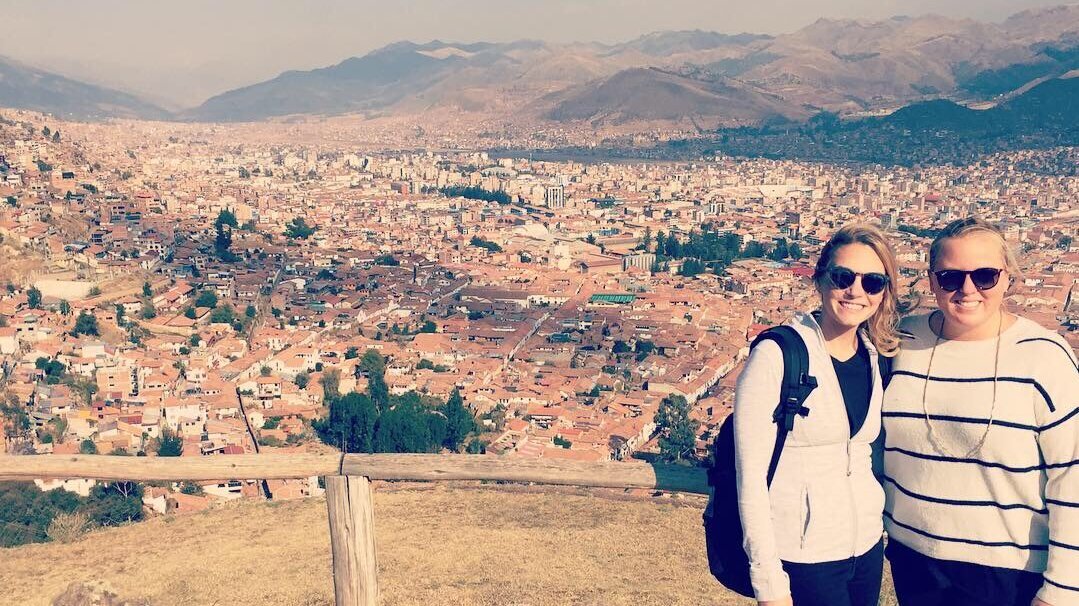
[{"x1": 46, "y1": 511, "x2": 90, "y2": 544}]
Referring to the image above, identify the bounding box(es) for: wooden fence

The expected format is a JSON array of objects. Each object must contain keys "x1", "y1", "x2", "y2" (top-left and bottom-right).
[{"x1": 0, "y1": 454, "x2": 711, "y2": 606}]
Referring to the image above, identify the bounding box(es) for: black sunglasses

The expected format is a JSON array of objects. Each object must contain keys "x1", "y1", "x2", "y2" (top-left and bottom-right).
[
  {"x1": 932, "y1": 268, "x2": 1003, "y2": 292},
  {"x1": 826, "y1": 266, "x2": 890, "y2": 295}
]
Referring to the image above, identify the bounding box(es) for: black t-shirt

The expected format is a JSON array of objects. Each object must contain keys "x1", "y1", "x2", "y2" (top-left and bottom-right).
[{"x1": 831, "y1": 339, "x2": 872, "y2": 436}]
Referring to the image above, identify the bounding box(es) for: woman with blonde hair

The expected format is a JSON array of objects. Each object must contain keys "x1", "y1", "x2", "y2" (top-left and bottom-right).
[
  {"x1": 882, "y1": 216, "x2": 1078, "y2": 606},
  {"x1": 735, "y1": 223, "x2": 902, "y2": 606}
]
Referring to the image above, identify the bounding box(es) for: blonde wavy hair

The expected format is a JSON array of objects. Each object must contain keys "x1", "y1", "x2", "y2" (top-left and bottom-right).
[
  {"x1": 929, "y1": 216, "x2": 1020, "y2": 278},
  {"x1": 813, "y1": 223, "x2": 905, "y2": 357}
]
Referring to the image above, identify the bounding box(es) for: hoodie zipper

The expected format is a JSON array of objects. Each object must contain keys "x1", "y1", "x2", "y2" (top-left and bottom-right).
[{"x1": 804, "y1": 311, "x2": 864, "y2": 558}]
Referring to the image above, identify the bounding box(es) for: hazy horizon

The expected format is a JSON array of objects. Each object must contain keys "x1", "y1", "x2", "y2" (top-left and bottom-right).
[{"x1": 0, "y1": 0, "x2": 1070, "y2": 109}]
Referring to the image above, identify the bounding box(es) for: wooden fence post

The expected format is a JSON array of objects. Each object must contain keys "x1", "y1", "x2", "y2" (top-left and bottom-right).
[{"x1": 326, "y1": 475, "x2": 379, "y2": 606}]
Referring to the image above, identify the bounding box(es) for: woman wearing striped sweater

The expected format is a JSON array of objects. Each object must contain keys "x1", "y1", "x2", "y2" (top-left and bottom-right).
[{"x1": 883, "y1": 217, "x2": 1078, "y2": 606}]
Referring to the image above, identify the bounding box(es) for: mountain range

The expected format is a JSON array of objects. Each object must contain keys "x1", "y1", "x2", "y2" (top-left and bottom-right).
[
  {"x1": 0, "y1": 5, "x2": 1076, "y2": 129},
  {"x1": 0, "y1": 55, "x2": 169, "y2": 120}
]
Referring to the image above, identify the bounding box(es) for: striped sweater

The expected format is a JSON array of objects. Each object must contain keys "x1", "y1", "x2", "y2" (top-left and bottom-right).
[{"x1": 882, "y1": 313, "x2": 1079, "y2": 606}]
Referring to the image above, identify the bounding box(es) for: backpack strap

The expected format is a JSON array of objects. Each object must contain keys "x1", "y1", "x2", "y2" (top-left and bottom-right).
[{"x1": 749, "y1": 325, "x2": 818, "y2": 486}]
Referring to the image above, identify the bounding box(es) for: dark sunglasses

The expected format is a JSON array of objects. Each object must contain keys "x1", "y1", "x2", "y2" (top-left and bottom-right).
[
  {"x1": 932, "y1": 268, "x2": 1003, "y2": 292},
  {"x1": 826, "y1": 266, "x2": 890, "y2": 295}
]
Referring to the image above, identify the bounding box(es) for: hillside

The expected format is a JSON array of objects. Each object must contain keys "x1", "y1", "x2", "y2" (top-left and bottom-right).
[
  {"x1": 0, "y1": 56, "x2": 168, "y2": 120},
  {"x1": 547, "y1": 67, "x2": 807, "y2": 126},
  {"x1": 0, "y1": 483, "x2": 900, "y2": 606}
]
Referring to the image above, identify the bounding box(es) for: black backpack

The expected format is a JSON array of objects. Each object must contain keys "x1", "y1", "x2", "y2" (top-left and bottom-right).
[{"x1": 703, "y1": 325, "x2": 818, "y2": 598}]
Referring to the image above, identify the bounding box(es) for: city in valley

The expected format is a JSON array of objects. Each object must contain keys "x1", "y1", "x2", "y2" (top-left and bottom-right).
[
  {"x1": 1, "y1": 113, "x2": 1074, "y2": 522},
  {"x1": 0, "y1": 10, "x2": 1076, "y2": 604}
]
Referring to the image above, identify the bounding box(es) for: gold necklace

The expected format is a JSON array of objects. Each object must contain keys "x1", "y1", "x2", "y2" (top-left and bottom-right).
[{"x1": 921, "y1": 311, "x2": 1003, "y2": 458}]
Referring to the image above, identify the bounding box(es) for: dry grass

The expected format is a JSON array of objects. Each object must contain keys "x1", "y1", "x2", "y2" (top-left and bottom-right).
[{"x1": 0, "y1": 484, "x2": 896, "y2": 606}]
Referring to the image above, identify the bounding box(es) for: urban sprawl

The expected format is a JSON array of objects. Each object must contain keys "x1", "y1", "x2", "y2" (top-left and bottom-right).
[{"x1": 0, "y1": 112, "x2": 1075, "y2": 518}]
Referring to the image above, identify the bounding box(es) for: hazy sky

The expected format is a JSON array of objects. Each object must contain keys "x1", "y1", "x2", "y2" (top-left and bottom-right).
[{"x1": 0, "y1": 0, "x2": 1068, "y2": 108}]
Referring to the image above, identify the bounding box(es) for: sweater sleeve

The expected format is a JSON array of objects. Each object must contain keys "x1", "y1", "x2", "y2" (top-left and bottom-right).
[
  {"x1": 733, "y1": 339, "x2": 789, "y2": 601},
  {"x1": 1032, "y1": 336, "x2": 1079, "y2": 606}
]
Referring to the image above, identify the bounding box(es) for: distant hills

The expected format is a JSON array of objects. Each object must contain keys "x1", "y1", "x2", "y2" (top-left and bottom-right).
[
  {"x1": 0, "y1": 4, "x2": 1076, "y2": 138},
  {"x1": 0, "y1": 55, "x2": 168, "y2": 120},
  {"x1": 184, "y1": 5, "x2": 1079, "y2": 124},
  {"x1": 643, "y1": 75, "x2": 1079, "y2": 166}
]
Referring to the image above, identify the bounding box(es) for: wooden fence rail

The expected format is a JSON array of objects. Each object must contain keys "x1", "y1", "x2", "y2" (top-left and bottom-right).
[{"x1": 0, "y1": 454, "x2": 711, "y2": 606}]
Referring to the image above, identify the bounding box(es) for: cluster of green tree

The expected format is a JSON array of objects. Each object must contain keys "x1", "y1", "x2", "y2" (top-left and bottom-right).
[
  {"x1": 897, "y1": 224, "x2": 942, "y2": 238},
  {"x1": 314, "y1": 350, "x2": 476, "y2": 454},
  {"x1": 28, "y1": 357, "x2": 98, "y2": 407},
  {"x1": 469, "y1": 236, "x2": 503, "y2": 253},
  {"x1": 374, "y1": 254, "x2": 399, "y2": 266},
  {"x1": 183, "y1": 290, "x2": 252, "y2": 333},
  {"x1": 648, "y1": 227, "x2": 802, "y2": 276},
  {"x1": 285, "y1": 217, "x2": 317, "y2": 239},
  {"x1": 416, "y1": 359, "x2": 450, "y2": 372},
  {"x1": 655, "y1": 394, "x2": 699, "y2": 464},
  {"x1": 0, "y1": 481, "x2": 143, "y2": 547},
  {"x1": 41, "y1": 126, "x2": 61, "y2": 142},
  {"x1": 35, "y1": 357, "x2": 66, "y2": 384},
  {"x1": 72, "y1": 311, "x2": 100, "y2": 336},
  {"x1": 611, "y1": 339, "x2": 655, "y2": 363},
  {"x1": 383, "y1": 320, "x2": 436, "y2": 338},
  {"x1": 214, "y1": 209, "x2": 240, "y2": 262},
  {"x1": 440, "y1": 186, "x2": 512, "y2": 205}
]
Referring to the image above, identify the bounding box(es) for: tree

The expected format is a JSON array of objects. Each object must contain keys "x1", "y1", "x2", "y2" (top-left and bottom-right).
[
  {"x1": 295, "y1": 371, "x2": 310, "y2": 389},
  {"x1": 27, "y1": 287, "x2": 42, "y2": 309},
  {"x1": 360, "y1": 350, "x2": 389, "y2": 411},
  {"x1": 656, "y1": 395, "x2": 699, "y2": 464},
  {"x1": 195, "y1": 290, "x2": 217, "y2": 309},
  {"x1": 42, "y1": 126, "x2": 51, "y2": 137},
  {"x1": 0, "y1": 396, "x2": 31, "y2": 444},
  {"x1": 79, "y1": 439, "x2": 98, "y2": 455},
  {"x1": 184, "y1": 307, "x2": 197, "y2": 319},
  {"x1": 209, "y1": 305, "x2": 235, "y2": 325},
  {"x1": 741, "y1": 241, "x2": 766, "y2": 258},
  {"x1": 58, "y1": 300, "x2": 71, "y2": 316},
  {"x1": 284, "y1": 217, "x2": 316, "y2": 239},
  {"x1": 214, "y1": 216, "x2": 237, "y2": 262},
  {"x1": 52, "y1": 130, "x2": 60, "y2": 143},
  {"x1": 72, "y1": 311, "x2": 100, "y2": 337},
  {"x1": 441, "y1": 388, "x2": 474, "y2": 451},
  {"x1": 180, "y1": 482, "x2": 203, "y2": 495},
  {"x1": 84, "y1": 482, "x2": 142, "y2": 527},
  {"x1": 215, "y1": 210, "x2": 238, "y2": 230},
  {"x1": 789, "y1": 243, "x2": 805, "y2": 260},
  {"x1": 345, "y1": 347, "x2": 359, "y2": 360},
  {"x1": 245, "y1": 305, "x2": 257, "y2": 319},
  {"x1": 419, "y1": 320, "x2": 437, "y2": 333},
  {"x1": 114, "y1": 304, "x2": 127, "y2": 327},
  {"x1": 315, "y1": 392, "x2": 377, "y2": 453},
  {"x1": 586, "y1": 233, "x2": 597, "y2": 245},
  {"x1": 1058, "y1": 235, "x2": 1073, "y2": 251},
  {"x1": 469, "y1": 236, "x2": 503, "y2": 253},
  {"x1": 640, "y1": 226, "x2": 653, "y2": 251},
  {"x1": 769, "y1": 238, "x2": 790, "y2": 262},
  {"x1": 679, "y1": 258, "x2": 705, "y2": 277},
  {"x1": 319, "y1": 368, "x2": 341, "y2": 401},
  {"x1": 140, "y1": 300, "x2": 156, "y2": 320},
  {"x1": 373, "y1": 397, "x2": 436, "y2": 453},
  {"x1": 142, "y1": 282, "x2": 153, "y2": 297},
  {"x1": 155, "y1": 428, "x2": 183, "y2": 457}
]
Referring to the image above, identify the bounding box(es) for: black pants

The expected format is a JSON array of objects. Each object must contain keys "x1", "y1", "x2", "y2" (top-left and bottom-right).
[
  {"x1": 887, "y1": 540, "x2": 1043, "y2": 606},
  {"x1": 781, "y1": 538, "x2": 884, "y2": 606}
]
